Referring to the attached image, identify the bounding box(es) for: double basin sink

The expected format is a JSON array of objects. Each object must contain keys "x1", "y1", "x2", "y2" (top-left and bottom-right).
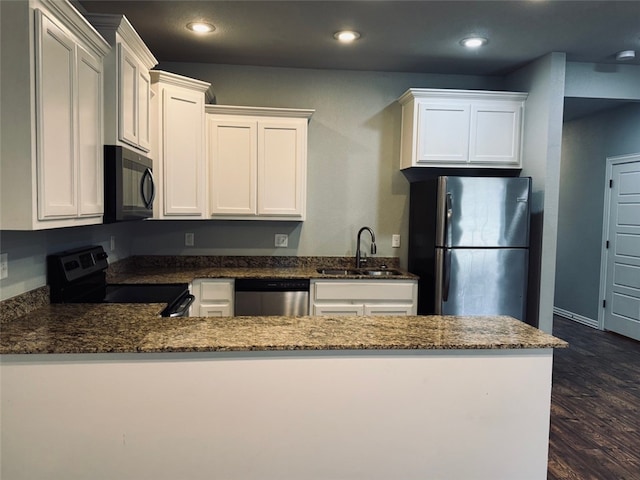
[{"x1": 316, "y1": 267, "x2": 403, "y2": 277}]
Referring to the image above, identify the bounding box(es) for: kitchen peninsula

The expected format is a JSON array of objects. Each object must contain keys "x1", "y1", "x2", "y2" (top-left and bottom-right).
[{"x1": 1, "y1": 284, "x2": 564, "y2": 480}]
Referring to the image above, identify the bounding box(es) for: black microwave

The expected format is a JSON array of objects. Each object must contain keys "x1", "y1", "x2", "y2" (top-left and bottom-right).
[{"x1": 104, "y1": 145, "x2": 155, "y2": 223}]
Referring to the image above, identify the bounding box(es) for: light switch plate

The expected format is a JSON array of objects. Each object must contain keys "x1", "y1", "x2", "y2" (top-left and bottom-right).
[
  {"x1": 0, "y1": 253, "x2": 8, "y2": 279},
  {"x1": 392, "y1": 234, "x2": 401, "y2": 248},
  {"x1": 275, "y1": 234, "x2": 288, "y2": 248},
  {"x1": 185, "y1": 232, "x2": 195, "y2": 247}
]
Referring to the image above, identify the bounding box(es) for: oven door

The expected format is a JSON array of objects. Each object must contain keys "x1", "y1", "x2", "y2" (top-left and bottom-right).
[{"x1": 104, "y1": 284, "x2": 194, "y2": 317}]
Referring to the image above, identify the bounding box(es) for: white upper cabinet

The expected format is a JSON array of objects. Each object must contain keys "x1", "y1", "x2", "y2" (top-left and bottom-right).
[
  {"x1": 150, "y1": 71, "x2": 211, "y2": 219},
  {"x1": 0, "y1": 0, "x2": 109, "y2": 230},
  {"x1": 206, "y1": 105, "x2": 314, "y2": 221},
  {"x1": 84, "y1": 14, "x2": 157, "y2": 154},
  {"x1": 399, "y1": 89, "x2": 527, "y2": 169}
]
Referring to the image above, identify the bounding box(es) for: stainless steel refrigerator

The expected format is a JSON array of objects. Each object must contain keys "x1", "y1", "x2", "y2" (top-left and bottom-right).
[{"x1": 408, "y1": 176, "x2": 531, "y2": 321}]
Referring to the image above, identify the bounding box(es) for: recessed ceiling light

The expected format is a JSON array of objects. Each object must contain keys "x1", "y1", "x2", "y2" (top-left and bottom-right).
[
  {"x1": 334, "y1": 30, "x2": 360, "y2": 43},
  {"x1": 460, "y1": 37, "x2": 488, "y2": 48},
  {"x1": 615, "y1": 50, "x2": 636, "y2": 61},
  {"x1": 187, "y1": 22, "x2": 215, "y2": 34}
]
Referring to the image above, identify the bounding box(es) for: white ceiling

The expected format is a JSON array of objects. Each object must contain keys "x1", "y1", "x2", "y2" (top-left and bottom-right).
[{"x1": 77, "y1": 0, "x2": 640, "y2": 119}]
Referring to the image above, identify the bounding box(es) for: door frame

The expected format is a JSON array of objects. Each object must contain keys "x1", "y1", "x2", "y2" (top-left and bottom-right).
[{"x1": 597, "y1": 152, "x2": 640, "y2": 330}]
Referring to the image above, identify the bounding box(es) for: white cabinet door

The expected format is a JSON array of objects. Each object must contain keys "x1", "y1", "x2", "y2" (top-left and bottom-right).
[
  {"x1": 199, "y1": 305, "x2": 233, "y2": 317},
  {"x1": 364, "y1": 304, "x2": 415, "y2": 316},
  {"x1": 76, "y1": 46, "x2": 103, "y2": 217},
  {"x1": 137, "y1": 68, "x2": 152, "y2": 152},
  {"x1": 469, "y1": 102, "x2": 523, "y2": 166},
  {"x1": 36, "y1": 11, "x2": 77, "y2": 219},
  {"x1": 416, "y1": 102, "x2": 470, "y2": 164},
  {"x1": 191, "y1": 279, "x2": 234, "y2": 317},
  {"x1": 117, "y1": 43, "x2": 151, "y2": 153},
  {"x1": 118, "y1": 43, "x2": 139, "y2": 148},
  {"x1": 162, "y1": 87, "x2": 206, "y2": 216},
  {"x1": 208, "y1": 118, "x2": 258, "y2": 216},
  {"x1": 311, "y1": 280, "x2": 418, "y2": 317},
  {"x1": 258, "y1": 119, "x2": 306, "y2": 217},
  {"x1": 313, "y1": 304, "x2": 365, "y2": 316}
]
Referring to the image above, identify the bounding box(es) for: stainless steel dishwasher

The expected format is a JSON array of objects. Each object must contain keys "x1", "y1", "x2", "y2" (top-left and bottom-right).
[{"x1": 234, "y1": 278, "x2": 310, "y2": 316}]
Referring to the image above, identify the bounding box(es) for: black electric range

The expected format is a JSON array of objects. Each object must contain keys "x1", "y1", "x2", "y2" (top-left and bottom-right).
[{"x1": 47, "y1": 246, "x2": 194, "y2": 317}]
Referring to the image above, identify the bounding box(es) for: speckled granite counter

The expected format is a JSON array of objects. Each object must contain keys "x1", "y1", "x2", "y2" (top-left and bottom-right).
[
  {"x1": 106, "y1": 263, "x2": 417, "y2": 285},
  {"x1": 0, "y1": 302, "x2": 566, "y2": 354}
]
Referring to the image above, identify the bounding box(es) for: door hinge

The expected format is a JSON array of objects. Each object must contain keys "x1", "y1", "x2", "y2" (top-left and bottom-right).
[
  {"x1": 609, "y1": 179, "x2": 613, "y2": 188},
  {"x1": 606, "y1": 240, "x2": 609, "y2": 249},
  {"x1": 603, "y1": 300, "x2": 606, "y2": 308}
]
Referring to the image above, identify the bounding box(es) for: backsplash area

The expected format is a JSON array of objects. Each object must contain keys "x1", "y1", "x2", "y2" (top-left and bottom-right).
[{"x1": 3, "y1": 255, "x2": 401, "y2": 322}]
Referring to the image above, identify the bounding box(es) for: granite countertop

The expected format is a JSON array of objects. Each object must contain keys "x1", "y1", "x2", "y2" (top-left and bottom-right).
[
  {"x1": 108, "y1": 266, "x2": 418, "y2": 284},
  {"x1": 0, "y1": 303, "x2": 566, "y2": 355}
]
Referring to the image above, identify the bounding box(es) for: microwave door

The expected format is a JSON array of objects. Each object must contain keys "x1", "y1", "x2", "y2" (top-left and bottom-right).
[
  {"x1": 104, "y1": 145, "x2": 154, "y2": 223},
  {"x1": 141, "y1": 167, "x2": 155, "y2": 209}
]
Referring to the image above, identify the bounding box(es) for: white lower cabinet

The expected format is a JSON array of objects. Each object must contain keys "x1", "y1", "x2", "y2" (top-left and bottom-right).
[
  {"x1": 191, "y1": 279, "x2": 234, "y2": 317},
  {"x1": 311, "y1": 280, "x2": 418, "y2": 316}
]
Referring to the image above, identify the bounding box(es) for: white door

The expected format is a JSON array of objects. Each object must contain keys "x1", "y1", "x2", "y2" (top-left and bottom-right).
[{"x1": 602, "y1": 154, "x2": 640, "y2": 341}]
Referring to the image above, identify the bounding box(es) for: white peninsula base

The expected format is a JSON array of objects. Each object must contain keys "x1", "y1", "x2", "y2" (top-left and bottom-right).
[{"x1": 1, "y1": 348, "x2": 553, "y2": 480}]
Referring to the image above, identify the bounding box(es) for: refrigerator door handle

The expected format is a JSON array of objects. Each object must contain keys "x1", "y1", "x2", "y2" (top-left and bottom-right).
[
  {"x1": 443, "y1": 247, "x2": 451, "y2": 302},
  {"x1": 445, "y1": 192, "x2": 453, "y2": 247}
]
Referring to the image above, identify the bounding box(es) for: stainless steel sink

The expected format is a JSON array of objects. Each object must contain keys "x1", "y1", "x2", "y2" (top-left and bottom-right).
[
  {"x1": 359, "y1": 269, "x2": 403, "y2": 276},
  {"x1": 316, "y1": 268, "x2": 403, "y2": 276},
  {"x1": 316, "y1": 268, "x2": 360, "y2": 275}
]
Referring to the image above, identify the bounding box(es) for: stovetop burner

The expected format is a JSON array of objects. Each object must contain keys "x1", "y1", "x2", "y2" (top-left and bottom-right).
[{"x1": 47, "y1": 246, "x2": 194, "y2": 317}]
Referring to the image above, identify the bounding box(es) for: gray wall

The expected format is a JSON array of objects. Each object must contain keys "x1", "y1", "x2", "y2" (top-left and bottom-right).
[
  {"x1": 555, "y1": 102, "x2": 640, "y2": 321},
  {"x1": 505, "y1": 53, "x2": 567, "y2": 332},
  {"x1": 565, "y1": 62, "x2": 640, "y2": 100},
  {"x1": 0, "y1": 223, "x2": 132, "y2": 301},
  {"x1": 130, "y1": 63, "x2": 503, "y2": 262}
]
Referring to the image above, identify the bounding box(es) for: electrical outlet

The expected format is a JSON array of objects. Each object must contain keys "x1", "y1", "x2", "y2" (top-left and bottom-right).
[
  {"x1": 110, "y1": 235, "x2": 116, "y2": 252},
  {"x1": 0, "y1": 253, "x2": 8, "y2": 279},
  {"x1": 274, "y1": 234, "x2": 288, "y2": 248},
  {"x1": 392, "y1": 234, "x2": 401, "y2": 248},
  {"x1": 185, "y1": 232, "x2": 195, "y2": 247}
]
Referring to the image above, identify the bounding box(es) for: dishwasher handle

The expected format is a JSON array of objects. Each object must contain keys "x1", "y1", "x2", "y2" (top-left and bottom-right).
[{"x1": 234, "y1": 278, "x2": 310, "y2": 292}]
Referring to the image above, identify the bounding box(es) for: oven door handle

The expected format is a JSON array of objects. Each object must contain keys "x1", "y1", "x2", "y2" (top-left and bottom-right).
[{"x1": 168, "y1": 294, "x2": 195, "y2": 317}]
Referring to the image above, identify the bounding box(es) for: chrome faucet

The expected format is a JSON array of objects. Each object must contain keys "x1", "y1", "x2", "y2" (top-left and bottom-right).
[{"x1": 356, "y1": 226, "x2": 377, "y2": 268}]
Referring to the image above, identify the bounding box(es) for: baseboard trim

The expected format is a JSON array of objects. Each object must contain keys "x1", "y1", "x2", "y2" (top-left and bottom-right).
[{"x1": 553, "y1": 306, "x2": 599, "y2": 329}]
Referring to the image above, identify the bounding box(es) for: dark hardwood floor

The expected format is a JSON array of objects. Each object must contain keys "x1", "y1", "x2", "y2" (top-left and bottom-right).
[{"x1": 547, "y1": 316, "x2": 640, "y2": 480}]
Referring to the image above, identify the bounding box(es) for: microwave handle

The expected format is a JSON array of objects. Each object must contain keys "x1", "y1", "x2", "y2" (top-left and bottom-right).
[{"x1": 141, "y1": 167, "x2": 155, "y2": 210}]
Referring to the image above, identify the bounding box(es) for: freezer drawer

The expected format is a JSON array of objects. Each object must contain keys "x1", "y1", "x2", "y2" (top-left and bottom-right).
[
  {"x1": 435, "y1": 248, "x2": 528, "y2": 321},
  {"x1": 436, "y1": 176, "x2": 531, "y2": 248}
]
